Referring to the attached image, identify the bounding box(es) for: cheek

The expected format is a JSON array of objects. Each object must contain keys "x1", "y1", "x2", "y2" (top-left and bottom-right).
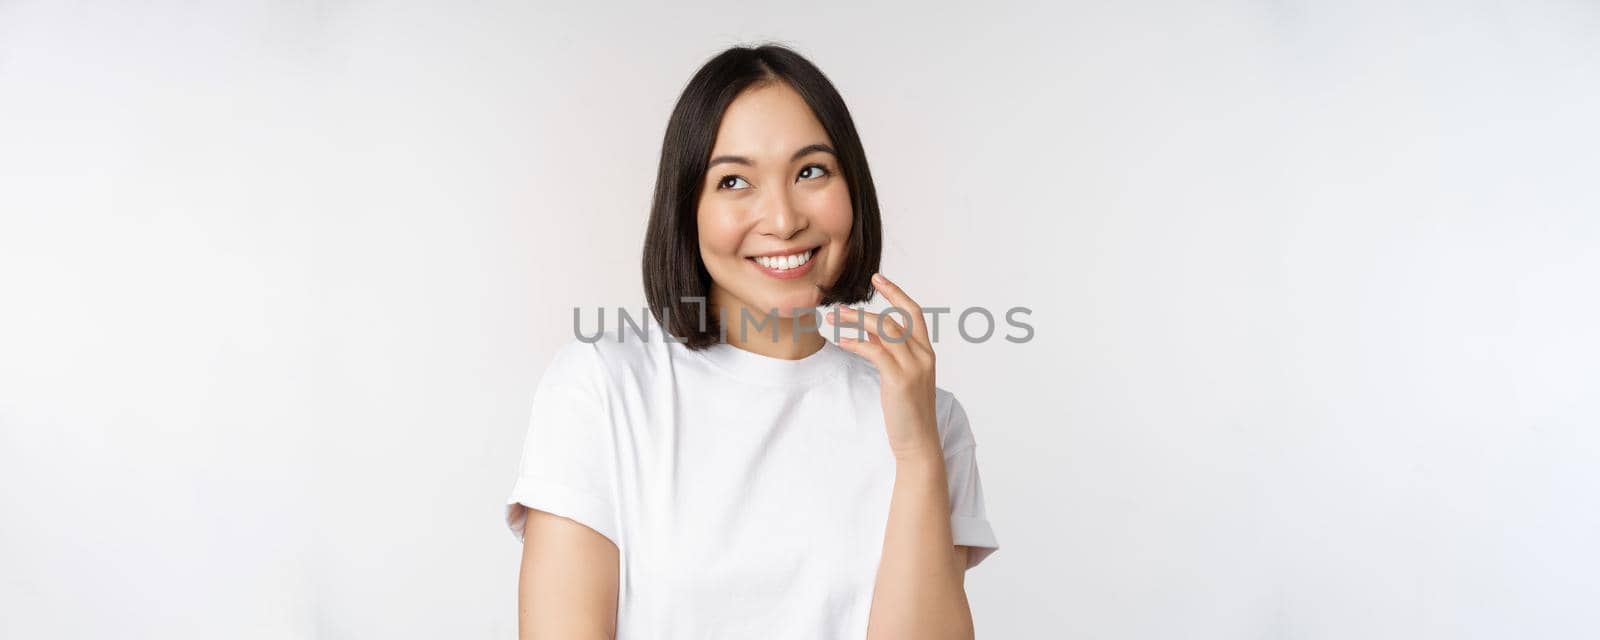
[
  {"x1": 696, "y1": 200, "x2": 746, "y2": 259},
  {"x1": 800, "y1": 184, "x2": 853, "y2": 233},
  {"x1": 809, "y1": 186, "x2": 854, "y2": 248}
]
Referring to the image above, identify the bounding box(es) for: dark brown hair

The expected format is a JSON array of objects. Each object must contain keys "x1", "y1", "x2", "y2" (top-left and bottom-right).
[{"x1": 641, "y1": 43, "x2": 883, "y2": 350}]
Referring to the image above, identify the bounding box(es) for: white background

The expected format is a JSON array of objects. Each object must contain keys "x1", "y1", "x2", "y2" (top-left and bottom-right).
[{"x1": 3, "y1": 1, "x2": 1598, "y2": 638}]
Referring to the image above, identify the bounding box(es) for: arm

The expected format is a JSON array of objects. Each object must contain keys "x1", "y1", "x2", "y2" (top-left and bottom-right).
[
  {"x1": 864, "y1": 450, "x2": 977, "y2": 640},
  {"x1": 517, "y1": 507, "x2": 619, "y2": 640},
  {"x1": 831, "y1": 273, "x2": 979, "y2": 640}
]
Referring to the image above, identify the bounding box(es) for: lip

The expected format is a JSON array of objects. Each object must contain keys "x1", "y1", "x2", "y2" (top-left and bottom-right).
[
  {"x1": 746, "y1": 247, "x2": 820, "y2": 280},
  {"x1": 745, "y1": 245, "x2": 821, "y2": 258}
]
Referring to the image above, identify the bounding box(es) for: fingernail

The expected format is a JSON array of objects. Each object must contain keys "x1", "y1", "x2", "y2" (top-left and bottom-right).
[{"x1": 872, "y1": 272, "x2": 886, "y2": 284}]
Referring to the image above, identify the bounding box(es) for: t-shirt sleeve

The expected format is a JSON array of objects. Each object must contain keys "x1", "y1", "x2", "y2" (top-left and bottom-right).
[
  {"x1": 941, "y1": 394, "x2": 1000, "y2": 570},
  {"x1": 503, "y1": 340, "x2": 622, "y2": 548}
]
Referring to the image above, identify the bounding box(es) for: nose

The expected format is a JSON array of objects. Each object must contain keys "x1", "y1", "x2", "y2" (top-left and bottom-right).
[{"x1": 756, "y1": 186, "x2": 808, "y2": 240}]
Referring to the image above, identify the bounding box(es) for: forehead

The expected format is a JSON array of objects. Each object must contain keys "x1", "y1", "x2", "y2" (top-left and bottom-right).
[{"x1": 710, "y1": 81, "x2": 832, "y2": 158}]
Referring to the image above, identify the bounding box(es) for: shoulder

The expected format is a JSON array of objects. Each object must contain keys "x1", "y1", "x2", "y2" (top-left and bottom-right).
[
  {"x1": 933, "y1": 387, "x2": 979, "y2": 457},
  {"x1": 547, "y1": 325, "x2": 679, "y2": 389}
]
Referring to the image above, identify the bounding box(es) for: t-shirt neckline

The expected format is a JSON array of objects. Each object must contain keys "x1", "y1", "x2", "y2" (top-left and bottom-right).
[{"x1": 692, "y1": 335, "x2": 851, "y2": 386}]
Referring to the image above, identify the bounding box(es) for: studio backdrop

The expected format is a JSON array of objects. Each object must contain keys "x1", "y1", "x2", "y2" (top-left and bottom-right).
[{"x1": 2, "y1": 1, "x2": 1597, "y2": 638}]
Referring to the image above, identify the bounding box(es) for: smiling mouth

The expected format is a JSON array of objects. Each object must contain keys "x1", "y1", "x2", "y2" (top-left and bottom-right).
[{"x1": 746, "y1": 247, "x2": 820, "y2": 279}]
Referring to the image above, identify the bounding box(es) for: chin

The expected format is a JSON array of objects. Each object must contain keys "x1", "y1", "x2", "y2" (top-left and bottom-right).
[{"x1": 757, "y1": 289, "x2": 823, "y2": 317}]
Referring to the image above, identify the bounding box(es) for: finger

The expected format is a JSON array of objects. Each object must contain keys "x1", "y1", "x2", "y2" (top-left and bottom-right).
[
  {"x1": 834, "y1": 306, "x2": 910, "y2": 343},
  {"x1": 836, "y1": 335, "x2": 901, "y2": 377},
  {"x1": 870, "y1": 273, "x2": 930, "y2": 349},
  {"x1": 831, "y1": 306, "x2": 915, "y2": 367}
]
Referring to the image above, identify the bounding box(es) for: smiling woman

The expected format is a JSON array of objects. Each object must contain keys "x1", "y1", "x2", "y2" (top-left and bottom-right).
[
  {"x1": 642, "y1": 45, "x2": 882, "y2": 352},
  {"x1": 505, "y1": 43, "x2": 998, "y2": 640},
  {"x1": 694, "y1": 82, "x2": 858, "y2": 332}
]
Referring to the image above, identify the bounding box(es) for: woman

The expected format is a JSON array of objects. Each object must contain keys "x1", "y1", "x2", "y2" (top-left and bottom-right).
[{"x1": 504, "y1": 43, "x2": 999, "y2": 639}]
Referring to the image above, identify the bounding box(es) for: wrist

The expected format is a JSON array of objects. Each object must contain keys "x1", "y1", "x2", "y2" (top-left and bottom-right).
[{"x1": 891, "y1": 441, "x2": 945, "y2": 467}]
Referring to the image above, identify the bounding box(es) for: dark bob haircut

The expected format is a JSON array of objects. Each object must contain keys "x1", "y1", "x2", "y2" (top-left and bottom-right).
[{"x1": 641, "y1": 43, "x2": 883, "y2": 350}]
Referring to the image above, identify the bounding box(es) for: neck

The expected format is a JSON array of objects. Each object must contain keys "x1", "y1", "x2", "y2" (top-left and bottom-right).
[{"x1": 710, "y1": 289, "x2": 826, "y2": 361}]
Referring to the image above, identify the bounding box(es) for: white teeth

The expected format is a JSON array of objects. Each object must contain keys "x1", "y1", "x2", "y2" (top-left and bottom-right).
[{"x1": 754, "y1": 249, "x2": 814, "y2": 271}]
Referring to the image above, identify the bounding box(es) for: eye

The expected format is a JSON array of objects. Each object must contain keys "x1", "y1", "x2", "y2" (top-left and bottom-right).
[
  {"x1": 717, "y1": 175, "x2": 751, "y2": 190},
  {"x1": 797, "y1": 163, "x2": 832, "y2": 182}
]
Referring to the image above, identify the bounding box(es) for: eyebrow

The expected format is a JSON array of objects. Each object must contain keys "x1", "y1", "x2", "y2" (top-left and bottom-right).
[{"x1": 707, "y1": 143, "x2": 836, "y2": 169}]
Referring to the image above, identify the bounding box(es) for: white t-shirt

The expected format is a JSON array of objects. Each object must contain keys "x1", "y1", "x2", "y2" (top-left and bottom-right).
[{"x1": 503, "y1": 321, "x2": 999, "y2": 638}]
